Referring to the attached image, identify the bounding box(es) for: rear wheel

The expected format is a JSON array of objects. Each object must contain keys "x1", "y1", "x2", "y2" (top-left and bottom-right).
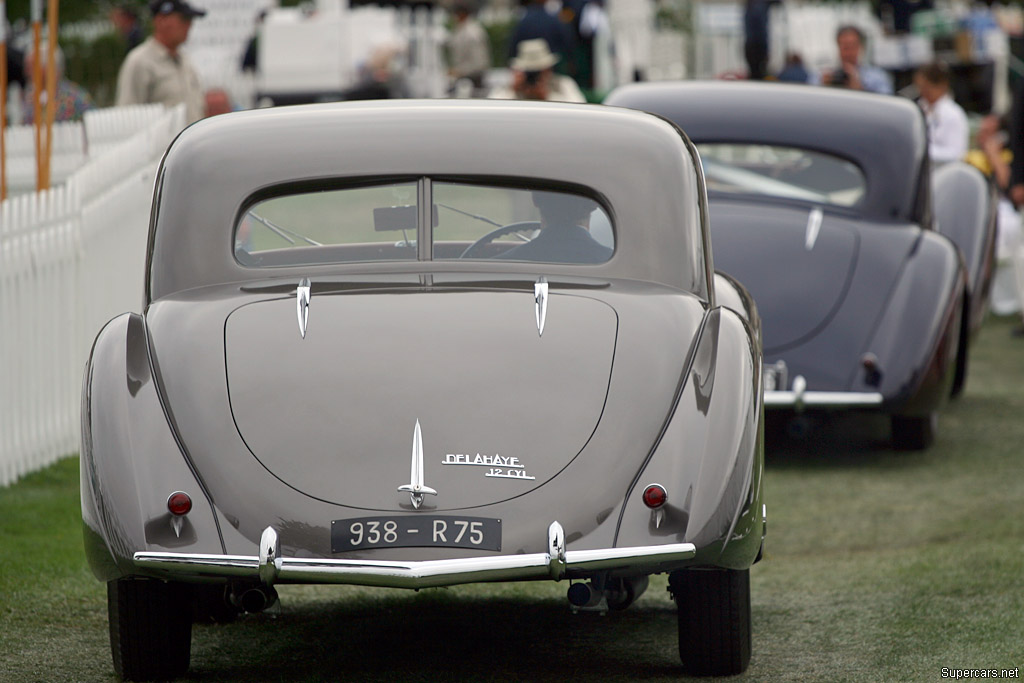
[
  {"x1": 108, "y1": 578, "x2": 192, "y2": 681},
  {"x1": 891, "y1": 412, "x2": 937, "y2": 450},
  {"x1": 669, "y1": 567, "x2": 751, "y2": 676},
  {"x1": 950, "y1": 314, "x2": 970, "y2": 399}
]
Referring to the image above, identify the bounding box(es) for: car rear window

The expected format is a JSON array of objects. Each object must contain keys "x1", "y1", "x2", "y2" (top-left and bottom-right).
[
  {"x1": 697, "y1": 143, "x2": 866, "y2": 207},
  {"x1": 235, "y1": 180, "x2": 614, "y2": 266},
  {"x1": 432, "y1": 183, "x2": 612, "y2": 263},
  {"x1": 236, "y1": 182, "x2": 420, "y2": 265}
]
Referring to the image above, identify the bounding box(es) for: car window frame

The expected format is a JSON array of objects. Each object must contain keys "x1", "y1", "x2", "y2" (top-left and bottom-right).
[
  {"x1": 232, "y1": 175, "x2": 616, "y2": 269},
  {"x1": 694, "y1": 141, "x2": 869, "y2": 212}
]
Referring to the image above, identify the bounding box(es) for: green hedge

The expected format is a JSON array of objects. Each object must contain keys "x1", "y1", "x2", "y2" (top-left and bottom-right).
[
  {"x1": 5, "y1": 2, "x2": 136, "y2": 107},
  {"x1": 5, "y1": 0, "x2": 116, "y2": 24},
  {"x1": 62, "y1": 32, "x2": 129, "y2": 108}
]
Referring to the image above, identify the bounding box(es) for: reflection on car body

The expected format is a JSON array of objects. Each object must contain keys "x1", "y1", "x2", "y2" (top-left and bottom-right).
[
  {"x1": 699, "y1": 144, "x2": 867, "y2": 206},
  {"x1": 81, "y1": 100, "x2": 766, "y2": 680}
]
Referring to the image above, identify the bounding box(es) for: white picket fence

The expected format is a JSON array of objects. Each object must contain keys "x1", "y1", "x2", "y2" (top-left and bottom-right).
[
  {"x1": 3, "y1": 122, "x2": 88, "y2": 196},
  {"x1": 0, "y1": 104, "x2": 185, "y2": 487}
]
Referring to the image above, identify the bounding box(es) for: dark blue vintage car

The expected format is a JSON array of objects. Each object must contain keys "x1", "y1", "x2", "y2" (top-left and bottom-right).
[{"x1": 607, "y1": 81, "x2": 996, "y2": 450}]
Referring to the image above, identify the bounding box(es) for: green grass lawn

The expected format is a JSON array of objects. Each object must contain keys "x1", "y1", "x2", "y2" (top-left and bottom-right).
[{"x1": 2, "y1": 317, "x2": 1022, "y2": 682}]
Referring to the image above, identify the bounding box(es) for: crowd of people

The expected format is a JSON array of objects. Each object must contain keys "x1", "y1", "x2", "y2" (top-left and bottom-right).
[
  {"x1": 3, "y1": 0, "x2": 1024, "y2": 329},
  {"x1": 740, "y1": 3, "x2": 1023, "y2": 335},
  {"x1": 0, "y1": 2, "x2": 1016, "y2": 118}
]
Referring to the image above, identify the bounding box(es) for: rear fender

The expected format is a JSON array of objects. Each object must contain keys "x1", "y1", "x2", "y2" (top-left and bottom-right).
[
  {"x1": 81, "y1": 312, "x2": 222, "y2": 582},
  {"x1": 614, "y1": 307, "x2": 764, "y2": 570},
  {"x1": 932, "y1": 162, "x2": 996, "y2": 296},
  {"x1": 932, "y1": 161, "x2": 996, "y2": 333},
  {"x1": 858, "y1": 232, "x2": 965, "y2": 413},
  {"x1": 713, "y1": 270, "x2": 760, "y2": 338}
]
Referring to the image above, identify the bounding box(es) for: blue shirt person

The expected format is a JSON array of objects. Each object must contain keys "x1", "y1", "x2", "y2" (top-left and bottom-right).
[{"x1": 508, "y1": 0, "x2": 574, "y2": 68}]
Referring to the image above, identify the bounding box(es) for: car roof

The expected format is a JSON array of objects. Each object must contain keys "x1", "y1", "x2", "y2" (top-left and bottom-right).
[
  {"x1": 146, "y1": 99, "x2": 710, "y2": 303},
  {"x1": 605, "y1": 81, "x2": 929, "y2": 223}
]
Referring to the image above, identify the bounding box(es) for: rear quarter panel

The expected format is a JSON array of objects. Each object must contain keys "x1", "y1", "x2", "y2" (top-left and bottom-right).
[
  {"x1": 614, "y1": 306, "x2": 764, "y2": 570},
  {"x1": 931, "y1": 161, "x2": 997, "y2": 334},
  {"x1": 81, "y1": 312, "x2": 223, "y2": 582},
  {"x1": 861, "y1": 231, "x2": 965, "y2": 413}
]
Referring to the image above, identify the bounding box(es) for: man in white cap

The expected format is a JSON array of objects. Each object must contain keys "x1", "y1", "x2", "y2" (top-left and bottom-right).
[
  {"x1": 115, "y1": 0, "x2": 207, "y2": 124},
  {"x1": 489, "y1": 38, "x2": 586, "y2": 103}
]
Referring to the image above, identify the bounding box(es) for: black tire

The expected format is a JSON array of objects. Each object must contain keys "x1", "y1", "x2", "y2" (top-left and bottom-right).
[
  {"x1": 108, "y1": 578, "x2": 192, "y2": 681},
  {"x1": 950, "y1": 319, "x2": 970, "y2": 399},
  {"x1": 669, "y1": 567, "x2": 752, "y2": 676},
  {"x1": 891, "y1": 412, "x2": 937, "y2": 450}
]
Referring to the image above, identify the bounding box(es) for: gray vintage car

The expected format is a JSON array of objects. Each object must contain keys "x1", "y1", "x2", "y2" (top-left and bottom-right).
[{"x1": 80, "y1": 100, "x2": 766, "y2": 680}]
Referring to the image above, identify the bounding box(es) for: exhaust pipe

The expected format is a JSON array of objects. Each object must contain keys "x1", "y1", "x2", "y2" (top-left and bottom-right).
[
  {"x1": 567, "y1": 581, "x2": 604, "y2": 610},
  {"x1": 567, "y1": 575, "x2": 650, "y2": 613},
  {"x1": 231, "y1": 585, "x2": 279, "y2": 613}
]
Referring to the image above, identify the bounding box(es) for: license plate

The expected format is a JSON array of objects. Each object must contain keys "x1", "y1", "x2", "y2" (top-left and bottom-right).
[{"x1": 331, "y1": 515, "x2": 501, "y2": 552}]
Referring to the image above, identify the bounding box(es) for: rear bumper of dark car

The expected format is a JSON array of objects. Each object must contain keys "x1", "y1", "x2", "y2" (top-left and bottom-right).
[{"x1": 764, "y1": 385, "x2": 884, "y2": 412}]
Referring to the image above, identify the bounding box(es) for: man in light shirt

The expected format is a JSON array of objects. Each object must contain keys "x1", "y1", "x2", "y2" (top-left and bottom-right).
[
  {"x1": 115, "y1": 0, "x2": 206, "y2": 125},
  {"x1": 915, "y1": 61, "x2": 969, "y2": 163}
]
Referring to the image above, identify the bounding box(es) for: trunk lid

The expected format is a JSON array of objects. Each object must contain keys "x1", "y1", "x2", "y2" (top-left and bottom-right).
[
  {"x1": 225, "y1": 288, "x2": 617, "y2": 510},
  {"x1": 709, "y1": 200, "x2": 860, "y2": 353}
]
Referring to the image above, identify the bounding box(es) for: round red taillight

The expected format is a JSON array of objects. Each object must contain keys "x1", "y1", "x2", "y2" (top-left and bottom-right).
[
  {"x1": 642, "y1": 484, "x2": 667, "y2": 509},
  {"x1": 167, "y1": 491, "x2": 192, "y2": 516}
]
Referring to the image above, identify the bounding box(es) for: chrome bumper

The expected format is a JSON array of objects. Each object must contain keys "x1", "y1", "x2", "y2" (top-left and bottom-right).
[
  {"x1": 133, "y1": 522, "x2": 697, "y2": 590},
  {"x1": 764, "y1": 375, "x2": 883, "y2": 412}
]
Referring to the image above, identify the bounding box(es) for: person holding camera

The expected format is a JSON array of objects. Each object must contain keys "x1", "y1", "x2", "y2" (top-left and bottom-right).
[
  {"x1": 815, "y1": 25, "x2": 893, "y2": 95},
  {"x1": 489, "y1": 39, "x2": 586, "y2": 103}
]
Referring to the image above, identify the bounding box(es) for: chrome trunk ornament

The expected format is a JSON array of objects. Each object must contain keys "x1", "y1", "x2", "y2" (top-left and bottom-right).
[
  {"x1": 534, "y1": 277, "x2": 549, "y2": 337},
  {"x1": 804, "y1": 208, "x2": 823, "y2": 251},
  {"x1": 296, "y1": 278, "x2": 311, "y2": 339},
  {"x1": 398, "y1": 420, "x2": 437, "y2": 509}
]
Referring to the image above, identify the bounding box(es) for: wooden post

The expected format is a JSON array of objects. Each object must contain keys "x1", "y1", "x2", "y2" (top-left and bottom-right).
[
  {"x1": 1, "y1": 1, "x2": 8, "y2": 201},
  {"x1": 42, "y1": 0, "x2": 59, "y2": 190},
  {"x1": 31, "y1": 0, "x2": 42, "y2": 191}
]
